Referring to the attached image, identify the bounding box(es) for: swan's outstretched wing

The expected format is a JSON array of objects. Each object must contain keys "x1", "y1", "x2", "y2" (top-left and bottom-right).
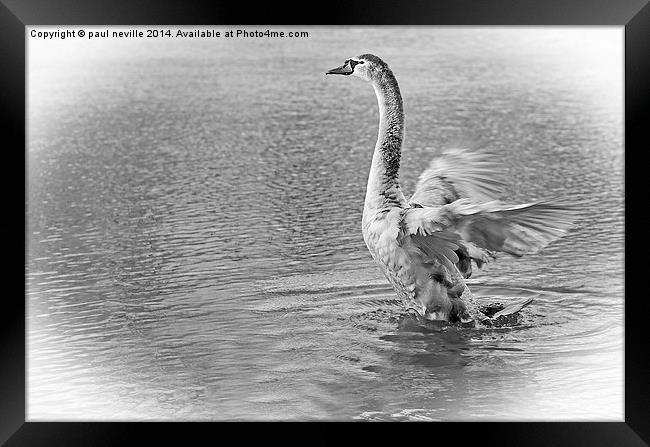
[
  {"x1": 404, "y1": 198, "x2": 577, "y2": 258},
  {"x1": 409, "y1": 148, "x2": 507, "y2": 206}
]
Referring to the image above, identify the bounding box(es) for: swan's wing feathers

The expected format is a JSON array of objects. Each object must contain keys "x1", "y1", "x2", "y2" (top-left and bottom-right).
[
  {"x1": 411, "y1": 230, "x2": 460, "y2": 267},
  {"x1": 409, "y1": 148, "x2": 507, "y2": 206},
  {"x1": 404, "y1": 198, "x2": 577, "y2": 262},
  {"x1": 403, "y1": 208, "x2": 461, "y2": 274},
  {"x1": 445, "y1": 198, "x2": 578, "y2": 256}
]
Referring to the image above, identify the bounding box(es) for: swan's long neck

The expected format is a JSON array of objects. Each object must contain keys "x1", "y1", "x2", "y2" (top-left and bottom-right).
[{"x1": 365, "y1": 71, "x2": 407, "y2": 211}]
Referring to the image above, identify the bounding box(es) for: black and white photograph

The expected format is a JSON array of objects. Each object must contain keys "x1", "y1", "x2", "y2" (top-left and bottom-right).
[{"x1": 26, "y1": 26, "x2": 624, "y2": 422}]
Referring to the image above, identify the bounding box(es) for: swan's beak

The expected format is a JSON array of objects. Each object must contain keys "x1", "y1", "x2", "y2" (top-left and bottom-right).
[{"x1": 326, "y1": 63, "x2": 353, "y2": 75}]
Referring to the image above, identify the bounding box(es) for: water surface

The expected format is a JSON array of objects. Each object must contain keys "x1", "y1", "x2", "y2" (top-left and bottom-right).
[{"x1": 27, "y1": 27, "x2": 623, "y2": 420}]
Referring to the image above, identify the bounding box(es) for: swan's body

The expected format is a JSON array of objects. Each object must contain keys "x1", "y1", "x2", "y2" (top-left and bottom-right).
[{"x1": 327, "y1": 54, "x2": 575, "y2": 324}]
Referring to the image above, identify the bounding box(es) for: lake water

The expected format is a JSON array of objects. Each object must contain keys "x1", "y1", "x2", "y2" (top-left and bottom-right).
[{"x1": 27, "y1": 27, "x2": 624, "y2": 421}]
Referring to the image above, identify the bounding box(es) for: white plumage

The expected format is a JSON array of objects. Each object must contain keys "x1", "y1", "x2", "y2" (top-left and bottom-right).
[{"x1": 327, "y1": 54, "x2": 576, "y2": 324}]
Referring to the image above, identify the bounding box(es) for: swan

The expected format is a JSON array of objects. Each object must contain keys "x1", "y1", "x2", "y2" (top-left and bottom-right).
[{"x1": 326, "y1": 54, "x2": 575, "y2": 325}]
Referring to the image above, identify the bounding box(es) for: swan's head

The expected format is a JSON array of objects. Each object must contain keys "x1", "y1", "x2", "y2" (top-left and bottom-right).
[{"x1": 325, "y1": 54, "x2": 388, "y2": 83}]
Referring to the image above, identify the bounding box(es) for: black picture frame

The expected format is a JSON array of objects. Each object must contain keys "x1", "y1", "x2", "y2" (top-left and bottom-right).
[{"x1": 3, "y1": 0, "x2": 648, "y2": 445}]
